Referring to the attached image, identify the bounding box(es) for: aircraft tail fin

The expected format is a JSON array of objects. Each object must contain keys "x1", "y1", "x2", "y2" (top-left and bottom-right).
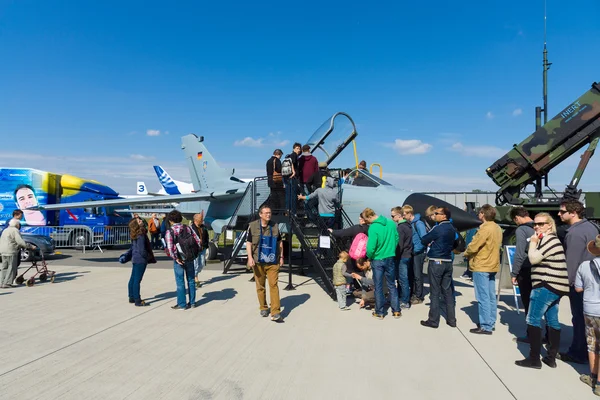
[
  {"x1": 136, "y1": 181, "x2": 148, "y2": 195},
  {"x1": 153, "y1": 166, "x2": 182, "y2": 195},
  {"x1": 181, "y1": 134, "x2": 234, "y2": 192}
]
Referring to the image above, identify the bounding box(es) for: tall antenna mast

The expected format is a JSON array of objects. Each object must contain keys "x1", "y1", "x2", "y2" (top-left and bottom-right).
[{"x1": 542, "y1": 0, "x2": 551, "y2": 124}]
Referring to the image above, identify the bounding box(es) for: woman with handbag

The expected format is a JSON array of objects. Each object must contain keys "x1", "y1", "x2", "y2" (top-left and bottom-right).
[{"x1": 126, "y1": 218, "x2": 155, "y2": 306}]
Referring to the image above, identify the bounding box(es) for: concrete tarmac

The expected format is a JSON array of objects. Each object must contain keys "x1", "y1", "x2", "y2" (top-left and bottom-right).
[{"x1": 0, "y1": 250, "x2": 594, "y2": 399}]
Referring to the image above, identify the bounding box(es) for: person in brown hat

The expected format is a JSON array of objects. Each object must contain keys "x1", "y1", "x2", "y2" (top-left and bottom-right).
[{"x1": 576, "y1": 234, "x2": 600, "y2": 393}]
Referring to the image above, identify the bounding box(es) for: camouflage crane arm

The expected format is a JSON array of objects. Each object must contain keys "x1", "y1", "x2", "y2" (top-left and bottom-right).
[{"x1": 486, "y1": 82, "x2": 600, "y2": 206}]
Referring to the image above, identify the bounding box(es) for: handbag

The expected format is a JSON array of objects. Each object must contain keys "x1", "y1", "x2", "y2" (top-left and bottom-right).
[{"x1": 272, "y1": 158, "x2": 282, "y2": 184}]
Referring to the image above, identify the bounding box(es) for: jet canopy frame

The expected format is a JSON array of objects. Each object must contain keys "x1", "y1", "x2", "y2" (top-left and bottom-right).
[{"x1": 305, "y1": 112, "x2": 358, "y2": 167}]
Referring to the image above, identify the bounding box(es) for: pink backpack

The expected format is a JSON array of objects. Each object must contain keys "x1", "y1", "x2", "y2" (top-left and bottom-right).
[{"x1": 349, "y1": 233, "x2": 368, "y2": 260}]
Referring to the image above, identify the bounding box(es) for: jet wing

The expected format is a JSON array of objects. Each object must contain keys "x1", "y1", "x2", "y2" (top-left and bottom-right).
[{"x1": 31, "y1": 190, "x2": 244, "y2": 211}]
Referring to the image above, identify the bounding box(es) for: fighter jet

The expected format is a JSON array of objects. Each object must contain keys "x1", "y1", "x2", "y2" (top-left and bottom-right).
[{"x1": 33, "y1": 113, "x2": 480, "y2": 258}]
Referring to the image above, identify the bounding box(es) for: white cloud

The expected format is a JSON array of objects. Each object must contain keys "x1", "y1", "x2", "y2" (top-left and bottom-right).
[
  {"x1": 486, "y1": 111, "x2": 494, "y2": 119},
  {"x1": 387, "y1": 139, "x2": 432, "y2": 155},
  {"x1": 512, "y1": 108, "x2": 523, "y2": 116},
  {"x1": 234, "y1": 132, "x2": 290, "y2": 148},
  {"x1": 129, "y1": 154, "x2": 156, "y2": 161},
  {"x1": 450, "y1": 142, "x2": 505, "y2": 158},
  {"x1": 234, "y1": 137, "x2": 265, "y2": 147},
  {"x1": 146, "y1": 129, "x2": 161, "y2": 136}
]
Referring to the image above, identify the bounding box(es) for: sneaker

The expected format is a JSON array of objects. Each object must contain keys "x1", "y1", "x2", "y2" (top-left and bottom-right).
[
  {"x1": 134, "y1": 300, "x2": 148, "y2": 307},
  {"x1": 128, "y1": 297, "x2": 135, "y2": 304},
  {"x1": 271, "y1": 313, "x2": 283, "y2": 322},
  {"x1": 393, "y1": 311, "x2": 402, "y2": 319},
  {"x1": 594, "y1": 386, "x2": 600, "y2": 397},
  {"x1": 340, "y1": 306, "x2": 351, "y2": 311},
  {"x1": 260, "y1": 310, "x2": 270, "y2": 317},
  {"x1": 470, "y1": 327, "x2": 492, "y2": 335},
  {"x1": 580, "y1": 374, "x2": 595, "y2": 389},
  {"x1": 399, "y1": 302, "x2": 410, "y2": 310},
  {"x1": 185, "y1": 303, "x2": 192, "y2": 310},
  {"x1": 195, "y1": 281, "x2": 202, "y2": 288},
  {"x1": 171, "y1": 305, "x2": 186, "y2": 310},
  {"x1": 410, "y1": 297, "x2": 424, "y2": 305},
  {"x1": 372, "y1": 312, "x2": 384, "y2": 320}
]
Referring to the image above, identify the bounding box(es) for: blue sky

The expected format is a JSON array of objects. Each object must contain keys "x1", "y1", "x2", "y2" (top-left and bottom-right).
[{"x1": 1, "y1": 0, "x2": 599, "y2": 194}]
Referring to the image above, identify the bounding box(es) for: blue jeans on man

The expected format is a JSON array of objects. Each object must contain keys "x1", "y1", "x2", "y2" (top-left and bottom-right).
[
  {"x1": 411, "y1": 252, "x2": 426, "y2": 300},
  {"x1": 526, "y1": 287, "x2": 561, "y2": 330},
  {"x1": 284, "y1": 177, "x2": 297, "y2": 214},
  {"x1": 472, "y1": 272, "x2": 497, "y2": 332},
  {"x1": 128, "y1": 262, "x2": 147, "y2": 304},
  {"x1": 194, "y1": 249, "x2": 206, "y2": 276},
  {"x1": 395, "y1": 257, "x2": 411, "y2": 306},
  {"x1": 427, "y1": 260, "x2": 456, "y2": 326},
  {"x1": 174, "y1": 260, "x2": 196, "y2": 308},
  {"x1": 372, "y1": 257, "x2": 399, "y2": 315}
]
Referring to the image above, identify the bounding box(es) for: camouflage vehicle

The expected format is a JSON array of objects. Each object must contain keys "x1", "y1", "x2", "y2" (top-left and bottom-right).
[{"x1": 486, "y1": 81, "x2": 600, "y2": 237}]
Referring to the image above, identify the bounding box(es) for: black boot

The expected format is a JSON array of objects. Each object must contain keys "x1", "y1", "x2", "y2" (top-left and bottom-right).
[
  {"x1": 542, "y1": 328, "x2": 560, "y2": 368},
  {"x1": 515, "y1": 325, "x2": 542, "y2": 369}
]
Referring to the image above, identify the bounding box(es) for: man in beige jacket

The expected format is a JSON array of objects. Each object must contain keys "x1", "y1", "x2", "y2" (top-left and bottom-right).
[
  {"x1": 0, "y1": 219, "x2": 33, "y2": 288},
  {"x1": 464, "y1": 204, "x2": 503, "y2": 335}
]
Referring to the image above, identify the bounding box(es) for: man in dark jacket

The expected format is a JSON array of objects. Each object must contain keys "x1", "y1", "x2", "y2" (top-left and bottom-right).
[
  {"x1": 298, "y1": 144, "x2": 318, "y2": 192},
  {"x1": 559, "y1": 200, "x2": 599, "y2": 364},
  {"x1": 509, "y1": 207, "x2": 535, "y2": 342},
  {"x1": 420, "y1": 207, "x2": 457, "y2": 329},
  {"x1": 392, "y1": 206, "x2": 413, "y2": 309},
  {"x1": 403, "y1": 205, "x2": 428, "y2": 304},
  {"x1": 266, "y1": 149, "x2": 285, "y2": 212}
]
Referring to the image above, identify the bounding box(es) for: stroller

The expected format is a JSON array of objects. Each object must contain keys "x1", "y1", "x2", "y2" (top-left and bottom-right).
[{"x1": 15, "y1": 248, "x2": 56, "y2": 287}]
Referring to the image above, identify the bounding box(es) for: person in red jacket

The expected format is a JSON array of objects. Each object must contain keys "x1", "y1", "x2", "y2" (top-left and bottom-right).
[{"x1": 298, "y1": 144, "x2": 318, "y2": 193}]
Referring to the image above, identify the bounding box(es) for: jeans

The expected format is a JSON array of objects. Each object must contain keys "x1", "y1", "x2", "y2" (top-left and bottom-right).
[
  {"x1": 174, "y1": 261, "x2": 196, "y2": 308},
  {"x1": 463, "y1": 260, "x2": 473, "y2": 278},
  {"x1": 269, "y1": 187, "x2": 286, "y2": 212},
  {"x1": 472, "y1": 272, "x2": 497, "y2": 331},
  {"x1": 567, "y1": 286, "x2": 587, "y2": 360},
  {"x1": 427, "y1": 260, "x2": 456, "y2": 326},
  {"x1": 151, "y1": 233, "x2": 161, "y2": 249},
  {"x1": 411, "y1": 252, "x2": 426, "y2": 300},
  {"x1": 395, "y1": 257, "x2": 411, "y2": 305},
  {"x1": 372, "y1": 257, "x2": 399, "y2": 315},
  {"x1": 526, "y1": 287, "x2": 560, "y2": 330},
  {"x1": 335, "y1": 285, "x2": 347, "y2": 309},
  {"x1": 284, "y1": 177, "x2": 297, "y2": 214},
  {"x1": 128, "y1": 262, "x2": 147, "y2": 303},
  {"x1": 193, "y1": 249, "x2": 207, "y2": 276}
]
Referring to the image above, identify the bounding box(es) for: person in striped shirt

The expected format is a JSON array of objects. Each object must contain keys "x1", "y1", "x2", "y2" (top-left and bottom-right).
[{"x1": 515, "y1": 212, "x2": 570, "y2": 369}]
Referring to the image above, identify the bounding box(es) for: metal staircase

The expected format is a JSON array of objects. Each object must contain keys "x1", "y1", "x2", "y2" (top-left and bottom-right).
[{"x1": 221, "y1": 173, "x2": 356, "y2": 299}]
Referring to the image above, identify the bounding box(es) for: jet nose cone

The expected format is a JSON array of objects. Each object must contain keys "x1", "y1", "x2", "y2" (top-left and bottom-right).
[{"x1": 404, "y1": 193, "x2": 481, "y2": 231}]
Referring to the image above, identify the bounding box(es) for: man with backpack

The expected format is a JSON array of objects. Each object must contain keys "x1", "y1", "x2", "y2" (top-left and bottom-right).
[
  {"x1": 165, "y1": 210, "x2": 201, "y2": 310},
  {"x1": 281, "y1": 143, "x2": 302, "y2": 214},
  {"x1": 402, "y1": 205, "x2": 428, "y2": 305},
  {"x1": 464, "y1": 204, "x2": 502, "y2": 335},
  {"x1": 246, "y1": 204, "x2": 284, "y2": 322}
]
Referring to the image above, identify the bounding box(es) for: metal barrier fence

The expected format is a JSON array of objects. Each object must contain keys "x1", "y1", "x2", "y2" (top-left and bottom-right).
[{"x1": 21, "y1": 225, "x2": 132, "y2": 250}]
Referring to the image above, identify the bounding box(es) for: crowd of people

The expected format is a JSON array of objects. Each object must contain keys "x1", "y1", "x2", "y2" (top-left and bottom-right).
[{"x1": 329, "y1": 199, "x2": 600, "y2": 395}]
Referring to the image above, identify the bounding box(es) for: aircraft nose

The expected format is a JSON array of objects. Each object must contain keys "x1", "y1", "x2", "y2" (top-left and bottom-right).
[{"x1": 404, "y1": 193, "x2": 481, "y2": 231}]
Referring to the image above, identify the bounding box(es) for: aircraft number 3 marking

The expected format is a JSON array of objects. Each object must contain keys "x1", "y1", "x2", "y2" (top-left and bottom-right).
[{"x1": 138, "y1": 184, "x2": 145, "y2": 192}]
